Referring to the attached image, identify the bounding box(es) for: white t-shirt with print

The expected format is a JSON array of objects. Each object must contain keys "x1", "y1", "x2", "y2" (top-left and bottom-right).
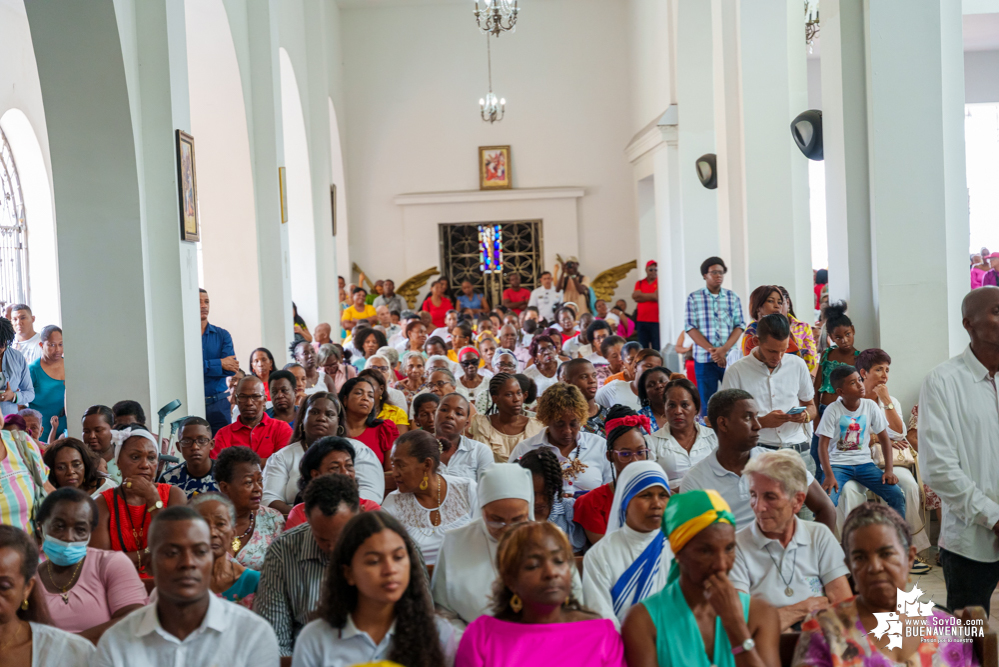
[{"x1": 816, "y1": 397, "x2": 888, "y2": 466}]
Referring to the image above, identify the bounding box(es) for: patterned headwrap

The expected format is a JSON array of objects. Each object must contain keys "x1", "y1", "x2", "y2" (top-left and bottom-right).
[{"x1": 663, "y1": 489, "x2": 736, "y2": 584}]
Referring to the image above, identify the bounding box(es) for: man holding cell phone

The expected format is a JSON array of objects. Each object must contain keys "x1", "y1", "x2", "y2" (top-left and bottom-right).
[{"x1": 721, "y1": 313, "x2": 818, "y2": 478}]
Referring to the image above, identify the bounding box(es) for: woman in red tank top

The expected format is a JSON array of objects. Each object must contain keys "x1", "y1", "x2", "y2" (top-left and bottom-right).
[{"x1": 90, "y1": 428, "x2": 186, "y2": 578}]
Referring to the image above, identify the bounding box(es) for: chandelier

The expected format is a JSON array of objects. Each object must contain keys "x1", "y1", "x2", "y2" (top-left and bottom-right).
[
  {"x1": 804, "y1": 0, "x2": 820, "y2": 49},
  {"x1": 479, "y1": 36, "x2": 505, "y2": 123},
  {"x1": 474, "y1": 0, "x2": 518, "y2": 36}
]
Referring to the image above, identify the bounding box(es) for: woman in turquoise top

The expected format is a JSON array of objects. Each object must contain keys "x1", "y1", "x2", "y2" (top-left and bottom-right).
[
  {"x1": 810, "y1": 302, "x2": 859, "y2": 481},
  {"x1": 191, "y1": 493, "x2": 262, "y2": 609},
  {"x1": 28, "y1": 325, "x2": 65, "y2": 441},
  {"x1": 622, "y1": 490, "x2": 779, "y2": 667}
]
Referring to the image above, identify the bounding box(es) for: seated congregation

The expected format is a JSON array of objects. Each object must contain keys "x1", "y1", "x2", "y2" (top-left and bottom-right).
[{"x1": 0, "y1": 265, "x2": 996, "y2": 667}]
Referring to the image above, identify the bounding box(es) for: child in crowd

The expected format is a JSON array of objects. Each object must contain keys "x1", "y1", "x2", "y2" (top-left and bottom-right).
[{"x1": 816, "y1": 365, "x2": 905, "y2": 518}]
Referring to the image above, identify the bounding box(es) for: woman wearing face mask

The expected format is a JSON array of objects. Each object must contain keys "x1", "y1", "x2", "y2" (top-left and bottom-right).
[
  {"x1": 190, "y1": 492, "x2": 260, "y2": 609},
  {"x1": 572, "y1": 406, "x2": 653, "y2": 545},
  {"x1": 284, "y1": 437, "x2": 382, "y2": 529},
  {"x1": 90, "y1": 428, "x2": 186, "y2": 578},
  {"x1": 0, "y1": 525, "x2": 97, "y2": 666},
  {"x1": 81, "y1": 405, "x2": 120, "y2": 483},
  {"x1": 291, "y1": 511, "x2": 459, "y2": 666},
  {"x1": 455, "y1": 522, "x2": 624, "y2": 667},
  {"x1": 34, "y1": 488, "x2": 147, "y2": 641},
  {"x1": 431, "y1": 464, "x2": 535, "y2": 628},
  {"x1": 621, "y1": 490, "x2": 780, "y2": 667},
  {"x1": 582, "y1": 462, "x2": 672, "y2": 629},
  {"x1": 43, "y1": 438, "x2": 116, "y2": 497},
  {"x1": 263, "y1": 392, "x2": 383, "y2": 516},
  {"x1": 509, "y1": 383, "x2": 613, "y2": 497}
]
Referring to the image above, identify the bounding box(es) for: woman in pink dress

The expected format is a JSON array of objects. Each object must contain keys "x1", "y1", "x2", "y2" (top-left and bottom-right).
[{"x1": 456, "y1": 521, "x2": 625, "y2": 667}]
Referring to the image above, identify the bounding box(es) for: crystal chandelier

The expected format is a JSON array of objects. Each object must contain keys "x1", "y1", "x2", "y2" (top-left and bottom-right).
[
  {"x1": 804, "y1": 0, "x2": 820, "y2": 49},
  {"x1": 479, "y1": 36, "x2": 505, "y2": 123},
  {"x1": 474, "y1": 0, "x2": 519, "y2": 37}
]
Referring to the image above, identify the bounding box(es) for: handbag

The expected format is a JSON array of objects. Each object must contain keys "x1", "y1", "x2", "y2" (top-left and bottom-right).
[
  {"x1": 1, "y1": 429, "x2": 48, "y2": 533},
  {"x1": 869, "y1": 434, "x2": 917, "y2": 471}
]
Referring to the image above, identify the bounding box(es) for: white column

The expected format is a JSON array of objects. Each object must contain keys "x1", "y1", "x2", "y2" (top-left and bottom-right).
[
  {"x1": 865, "y1": 0, "x2": 969, "y2": 405},
  {"x1": 710, "y1": 0, "x2": 749, "y2": 299},
  {"x1": 738, "y1": 0, "x2": 812, "y2": 310},
  {"x1": 654, "y1": 127, "x2": 683, "y2": 345},
  {"x1": 820, "y1": 0, "x2": 877, "y2": 348},
  {"x1": 675, "y1": 0, "x2": 720, "y2": 305}
]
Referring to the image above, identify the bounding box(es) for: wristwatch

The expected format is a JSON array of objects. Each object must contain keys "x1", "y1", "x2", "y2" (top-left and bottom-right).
[
  {"x1": 886, "y1": 402, "x2": 895, "y2": 411},
  {"x1": 147, "y1": 500, "x2": 164, "y2": 513},
  {"x1": 731, "y1": 638, "x2": 755, "y2": 656}
]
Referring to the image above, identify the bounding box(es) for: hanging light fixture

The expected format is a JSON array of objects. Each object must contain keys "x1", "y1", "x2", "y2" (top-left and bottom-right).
[
  {"x1": 474, "y1": 0, "x2": 519, "y2": 36},
  {"x1": 804, "y1": 0, "x2": 820, "y2": 50},
  {"x1": 479, "y1": 36, "x2": 506, "y2": 123}
]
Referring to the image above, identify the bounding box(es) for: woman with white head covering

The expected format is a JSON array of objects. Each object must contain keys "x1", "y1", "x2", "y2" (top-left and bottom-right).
[
  {"x1": 431, "y1": 463, "x2": 533, "y2": 628},
  {"x1": 581, "y1": 460, "x2": 672, "y2": 629}
]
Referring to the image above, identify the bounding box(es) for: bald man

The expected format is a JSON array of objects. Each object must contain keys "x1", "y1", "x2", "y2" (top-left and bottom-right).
[
  {"x1": 210, "y1": 375, "x2": 293, "y2": 465},
  {"x1": 920, "y1": 286, "x2": 999, "y2": 614}
]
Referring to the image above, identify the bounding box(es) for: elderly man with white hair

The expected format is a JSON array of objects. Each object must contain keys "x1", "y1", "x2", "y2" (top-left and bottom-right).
[
  {"x1": 729, "y1": 449, "x2": 851, "y2": 631},
  {"x1": 366, "y1": 350, "x2": 408, "y2": 411}
]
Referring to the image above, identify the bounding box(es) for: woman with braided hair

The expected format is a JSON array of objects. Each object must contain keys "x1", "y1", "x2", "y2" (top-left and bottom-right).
[
  {"x1": 572, "y1": 405, "x2": 653, "y2": 546},
  {"x1": 468, "y1": 373, "x2": 543, "y2": 463},
  {"x1": 510, "y1": 382, "x2": 613, "y2": 497},
  {"x1": 517, "y1": 447, "x2": 586, "y2": 553}
]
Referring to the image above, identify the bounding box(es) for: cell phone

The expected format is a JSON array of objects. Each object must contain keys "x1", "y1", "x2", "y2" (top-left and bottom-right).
[{"x1": 786, "y1": 406, "x2": 805, "y2": 415}]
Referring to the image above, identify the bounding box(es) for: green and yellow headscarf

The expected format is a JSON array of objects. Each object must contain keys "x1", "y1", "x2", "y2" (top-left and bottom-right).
[{"x1": 663, "y1": 489, "x2": 736, "y2": 583}]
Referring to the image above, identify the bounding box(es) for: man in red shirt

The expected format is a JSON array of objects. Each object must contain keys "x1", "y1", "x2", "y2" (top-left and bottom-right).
[
  {"x1": 211, "y1": 376, "x2": 292, "y2": 465},
  {"x1": 501, "y1": 273, "x2": 532, "y2": 315},
  {"x1": 632, "y1": 260, "x2": 660, "y2": 351}
]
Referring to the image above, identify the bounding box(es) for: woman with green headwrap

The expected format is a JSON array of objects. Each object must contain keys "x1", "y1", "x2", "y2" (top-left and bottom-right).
[{"x1": 621, "y1": 489, "x2": 780, "y2": 667}]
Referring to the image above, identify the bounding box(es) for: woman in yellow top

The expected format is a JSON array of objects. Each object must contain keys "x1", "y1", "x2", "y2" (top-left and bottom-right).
[
  {"x1": 357, "y1": 369, "x2": 410, "y2": 434},
  {"x1": 341, "y1": 287, "x2": 377, "y2": 332}
]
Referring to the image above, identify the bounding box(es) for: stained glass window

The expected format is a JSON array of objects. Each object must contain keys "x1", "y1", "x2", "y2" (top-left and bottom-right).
[{"x1": 478, "y1": 224, "x2": 502, "y2": 274}]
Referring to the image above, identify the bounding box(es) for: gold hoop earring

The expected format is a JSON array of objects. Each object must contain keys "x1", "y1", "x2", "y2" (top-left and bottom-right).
[
  {"x1": 509, "y1": 593, "x2": 523, "y2": 613},
  {"x1": 564, "y1": 596, "x2": 571, "y2": 607},
  {"x1": 21, "y1": 598, "x2": 28, "y2": 611},
  {"x1": 419, "y1": 475, "x2": 429, "y2": 491}
]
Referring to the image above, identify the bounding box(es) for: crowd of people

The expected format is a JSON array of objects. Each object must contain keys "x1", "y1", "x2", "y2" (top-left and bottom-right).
[{"x1": 0, "y1": 255, "x2": 995, "y2": 667}]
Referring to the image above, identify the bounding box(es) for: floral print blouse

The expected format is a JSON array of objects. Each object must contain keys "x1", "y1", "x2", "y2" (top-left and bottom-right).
[
  {"x1": 233, "y1": 505, "x2": 285, "y2": 571},
  {"x1": 792, "y1": 597, "x2": 979, "y2": 667}
]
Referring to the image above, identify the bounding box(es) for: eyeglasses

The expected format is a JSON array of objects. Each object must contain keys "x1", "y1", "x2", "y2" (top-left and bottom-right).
[
  {"x1": 460, "y1": 359, "x2": 480, "y2": 367},
  {"x1": 707, "y1": 270, "x2": 725, "y2": 277},
  {"x1": 612, "y1": 449, "x2": 650, "y2": 460},
  {"x1": 425, "y1": 381, "x2": 452, "y2": 390},
  {"x1": 235, "y1": 393, "x2": 265, "y2": 402},
  {"x1": 496, "y1": 363, "x2": 518, "y2": 372},
  {"x1": 484, "y1": 518, "x2": 528, "y2": 531},
  {"x1": 180, "y1": 437, "x2": 212, "y2": 447}
]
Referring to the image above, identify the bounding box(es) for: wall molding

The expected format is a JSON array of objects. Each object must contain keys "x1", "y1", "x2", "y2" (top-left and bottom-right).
[{"x1": 394, "y1": 186, "x2": 585, "y2": 207}]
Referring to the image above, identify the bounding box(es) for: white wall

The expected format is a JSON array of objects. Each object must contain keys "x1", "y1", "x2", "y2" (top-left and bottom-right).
[
  {"x1": 0, "y1": 2, "x2": 59, "y2": 326},
  {"x1": 628, "y1": 0, "x2": 674, "y2": 133},
  {"x1": 341, "y1": 0, "x2": 637, "y2": 305},
  {"x1": 965, "y1": 50, "x2": 999, "y2": 103}
]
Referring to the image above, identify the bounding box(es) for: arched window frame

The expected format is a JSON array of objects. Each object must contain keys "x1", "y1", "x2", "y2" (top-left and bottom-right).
[{"x1": 0, "y1": 127, "x2": 28, "y2": 307}]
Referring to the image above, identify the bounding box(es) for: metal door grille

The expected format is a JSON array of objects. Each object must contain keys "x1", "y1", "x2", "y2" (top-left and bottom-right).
[
  {"x1": 0, "y1": 128, "x2": 28, "y2": 307},
  {"x1": 438, "y1": 220, "x2": 543, "y2": 304}
]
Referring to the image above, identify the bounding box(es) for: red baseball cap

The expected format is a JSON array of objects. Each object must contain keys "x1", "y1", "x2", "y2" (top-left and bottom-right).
[
  {"x1": 990, "y1": 253, "x2": 999, "y2": 260},
  {"x1": 646, "y1": 260, "x2": 657, "y2": 269}
]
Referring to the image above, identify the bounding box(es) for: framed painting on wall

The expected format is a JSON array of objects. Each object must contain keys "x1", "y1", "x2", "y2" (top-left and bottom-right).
[
  {"x1": 330, "y1": 183, "x2": 337, "y2": 236},
  {"x1": 279, "y1": 167, "x2": 288, "y2": 224},
  {"x1": 479, "y1": 145, "x2": 511, "y2": 190},
  {"x1": 176, "y1": 130, "x2": 200, "y2": 242}
]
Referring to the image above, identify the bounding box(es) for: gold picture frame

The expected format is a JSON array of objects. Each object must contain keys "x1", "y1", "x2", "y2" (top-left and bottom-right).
[
  {"x1": 279, "y1": 167, "x2": 288, "y2": 224},
  {"x1": 176, "y1": 130, "x2": 200, "y2": 242},
  {"x1": 479, "y1": 145, "x2": 511, "y2": 190},
  {"x1": 330, "y1": 184, "x2": 337, "y2": 236}
]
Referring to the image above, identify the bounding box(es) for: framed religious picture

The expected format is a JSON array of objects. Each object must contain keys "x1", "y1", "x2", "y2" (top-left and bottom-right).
[
  {"x1": 479, "y1": 145, "x2": 511, "y2": 190},
  {"x1": 176, "y1": 130, "x2": 200, "y2": 242},
  {"x1": 278, "y1": 167, "x2": 289, "y2": 224}
]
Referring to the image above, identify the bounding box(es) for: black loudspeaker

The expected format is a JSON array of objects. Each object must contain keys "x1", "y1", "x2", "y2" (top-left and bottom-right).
[
  {"x1": 791, "y1": 110, "x2": 823, "y2": 160},
  {"x1": 696, "y1": 153, "x2": 717, "y2": 189}
]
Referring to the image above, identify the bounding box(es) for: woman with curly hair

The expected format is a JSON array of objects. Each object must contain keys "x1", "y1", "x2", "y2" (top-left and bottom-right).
[
  {"x1": 517, "y1": 448, "x2": 587, "y2": 553},
  {"x1": 468, "y1": 373, "x2": 543, "y2": 463},
  {"x1": 292, "y1": 511, "x2": 459, "y2": 666},
  {"x1": 43, "y1": 437, "x2": 116, "y2": 497},
  {"x1": 455, "y1": 521, "x2": 624, "y2": 667},
  {"x1": 509, "y1": 383, "x2": 612, "y2": 496}
]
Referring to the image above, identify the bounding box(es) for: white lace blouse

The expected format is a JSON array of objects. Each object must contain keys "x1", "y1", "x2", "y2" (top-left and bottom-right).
[{"x1": 381, "y1": 474, "x2": 478, "y2": 566}]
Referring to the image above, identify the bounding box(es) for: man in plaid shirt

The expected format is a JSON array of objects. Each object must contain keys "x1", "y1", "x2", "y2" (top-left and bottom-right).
[{"x1": 684, "y1": 256, "x2": 745, "y2": 417}]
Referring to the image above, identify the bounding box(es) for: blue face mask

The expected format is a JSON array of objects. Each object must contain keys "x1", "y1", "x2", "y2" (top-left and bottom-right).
[{"x1": 42, "y1": 534, "x2": 88, "y2": 567}]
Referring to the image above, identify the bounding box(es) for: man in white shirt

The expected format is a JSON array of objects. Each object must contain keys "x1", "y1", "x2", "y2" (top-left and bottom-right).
[
  {"x1": 375, "y1": 305, "x2": 402, "y2": 341},
  {"x1": 920, "y1": 286, "x2": 999, "y2": 614},
  {"x1": 680, "y1": 388, "x2": 837, "y2": 534},
  {"x1": 730, "y1": 449, "x2": 851, "y2": 631},
  {"x1": 721, "y1": 314, "x2": 816, "y2": 476},
  {"x1": 95, "y1": 507, "x2": 280, "y2": 667},
  {"x1": 528, "y1": 271, "x2": 563, "y2": 323},
  {"x1": 9, "y1": 303, "x2": 41, "y2": 364}
]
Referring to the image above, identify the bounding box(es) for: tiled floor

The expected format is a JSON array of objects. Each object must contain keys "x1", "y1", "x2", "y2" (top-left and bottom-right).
[{"x1": 911, "y1": 548, "x2": 999, "y2": 634}]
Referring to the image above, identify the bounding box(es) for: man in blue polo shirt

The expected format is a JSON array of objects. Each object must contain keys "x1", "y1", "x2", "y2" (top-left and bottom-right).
[{"x1": 200, "y1": 288, "x2": 238, "y2": 434}]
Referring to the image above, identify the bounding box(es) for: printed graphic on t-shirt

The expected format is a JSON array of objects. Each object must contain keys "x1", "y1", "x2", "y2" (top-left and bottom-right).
[{"x1": 835, "y1": 415, "x2": 867, "y2": 452}]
